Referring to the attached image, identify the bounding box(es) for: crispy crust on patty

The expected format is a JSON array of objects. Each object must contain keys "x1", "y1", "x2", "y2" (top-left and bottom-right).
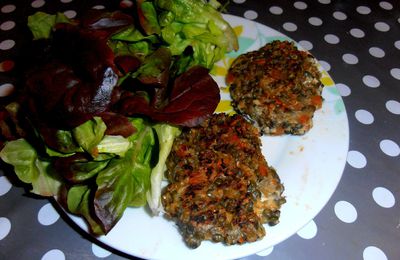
[
  {"x1": 227, "y1": 40, "x2": 323, "y2": 135},
  {"x1": 162, "y1": 114, "x2": 285, "y2": 248}
]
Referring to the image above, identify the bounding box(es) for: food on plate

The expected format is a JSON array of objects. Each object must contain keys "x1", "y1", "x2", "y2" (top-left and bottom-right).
[
  {"x1": 226, "y1": 40, "x2": 324, "y2": 135},
  {"x1": 162, "y1": 113, "x2": 285, "y2": 248},
  {"x1": 0, "y1": 0, "x2": 238, "y2": 236}
]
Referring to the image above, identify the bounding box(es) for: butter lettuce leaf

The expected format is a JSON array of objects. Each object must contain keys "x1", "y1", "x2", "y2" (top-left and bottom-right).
[
  {"x1": 72, "y1": 117, "x2": 107, "y2": 157},
  {"x1": 27, "y1": 11, "x2": 71, "y2": 40},
  {"x1": 96, "y1": 135, "x2": 132, "y2": 157},
  {"x1": 67, "y1": 185, "x2": 104, "y2": 235},
  {"x1": 0, "y1": 139, "x2": 61, "y2": 196},
  {"x1": 154, "y1": 0, "x2": 238, "y2": 68},
  {"x1": 147, "y1": 123, "x2": 181, "y2": 215},
  {"x1": 93, "y1": 121, "x2": 155, "y2": 233}
]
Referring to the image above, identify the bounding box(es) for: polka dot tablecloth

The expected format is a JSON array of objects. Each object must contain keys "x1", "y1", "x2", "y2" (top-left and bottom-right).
[{"x1": 0, "y1": 0, "x2": 399, "y2": 259}]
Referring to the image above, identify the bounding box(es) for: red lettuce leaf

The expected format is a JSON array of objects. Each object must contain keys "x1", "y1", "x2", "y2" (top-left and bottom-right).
[
  {"x1": 99, "y1": 112, "x2": 136, "y2": 138},
  {"x1": 79, "y1": 10, "x2": 134, "y2": 39},
  {"x1": 118, "y1": 66, "x2": 220, "y2": 127},
  {"x1": 24, "y1": 12, "x2": 135, "y2": 129}
]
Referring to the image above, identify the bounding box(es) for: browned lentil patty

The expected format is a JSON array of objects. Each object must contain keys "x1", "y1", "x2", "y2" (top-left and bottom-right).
[
  {"x1": 226, "y1": 40, "x2": 323, "y2": 135},
  {"x1": 162, "y1": 113, "x2": 285, "y2": 248}
]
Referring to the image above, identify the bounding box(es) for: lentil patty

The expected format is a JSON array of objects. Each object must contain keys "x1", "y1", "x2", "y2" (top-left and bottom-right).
[
  {"x1": 162, "y1": 114, "x2": 285, "y2": 248},
  {"x1": 227, "y1": 40, "x2": 323, "y2": 135}
]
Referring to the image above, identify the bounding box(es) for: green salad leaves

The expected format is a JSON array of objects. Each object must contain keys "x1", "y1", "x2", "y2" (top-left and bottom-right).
[
  {"x1": 0, "y1": 116, "x2": 177, "y2": 234},
  {"x1": 0, "y1": 0, "x2": 238, "y2": 236},
  {"x1": 0, "y1": 139, "x2": 61, "y2": 196},
  {"x1": 27, "y1": 11, "x2": 71, "y2": 40},
  {"x1": 137, "y1": 0, "x2": 238, "y2": 69}
]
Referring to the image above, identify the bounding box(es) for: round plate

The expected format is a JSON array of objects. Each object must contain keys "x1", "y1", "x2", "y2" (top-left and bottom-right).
[{"x1": 65, "y1": 14, "x2": 349, "y2": 260}]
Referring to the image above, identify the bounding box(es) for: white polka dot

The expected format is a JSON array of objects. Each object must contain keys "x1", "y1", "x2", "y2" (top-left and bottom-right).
[
  {"x1": 297, "y1": 220, "x2": 318, "y2": 239},
  {"x1": 0, "y1": 217, "x2": 11, "y2": 240},
  {"x1": 282, "y1": 22, "x2": 297, "y2": 32},
  {"x1": 379, "y1": 139, "x2": 400, "y2": 157},
  {"x1": 342, "y1": 53, "x2": 358, "y2": 64},
  {"x1": 318, "y1": 60, "x2": 331, "y2": 71},
  {"x1": 355, "y1": 109, "x2": 374, "y2": 125},
  {"x1": 0, "y1": 21, "x2": 15, "y2": 31},
  {"x1": 336, "y1": 83, "x2": 351, "y2": 97},
  {"x1": 347, "y1": 150, "x2": 367, "y2": 168},
  {"x1": 293, "y1": 1, "x2": 307, "y2": 10},
  {"x1": 350, "y1": 28, "x2": 365, "y2": 38},
  {"x1": 0, "y1": 176, "x2": 12, "y2": 196},
  {"x1": 0, "y1": 83, "x2": 15, "y2": 97},
  {"x1": 356, "y1": 6, "x2": 371, "y2": 15},
  {"x1": 318, "y1": 0, "x2": 331, "y2": 4},
  {"x1": 362, "y1": 75, "x2": 380, "y2": 88},
  {"x1": 379, "y1": 1, "x2": 393, "y2": 10},
  {"x1": 298, "y1": 40, "x2": 313, "y2": 51},
  {"x1": 372, "y1": 187, "x2": 395, "y2": 208},
  {"x1": 334, "y1": 201, "x2": 357, "y2": 223},
  {"x1": 120, "y1": 0, "x2": 133, "y2": 8},
  {"x1": 31, "y1": 0, "x2": 45, "y2": 8},
  {"x1": 386, "y1": 100, "x2": 400, "y2": 115},
  {"x1": 363, "y1": 246, "x2": 388, "y2": 260},
  {"x1": 369, "y1": 47, "x2": 385, "y2": 58},
  {"x1": 38, "y1": 203, "x2": 60, "y2": 226},
  {"x1": 41, "y1": 249, "x2": 66, "y2": 260},
  {"x1": 308, "y1": 17, "x2": 323, "y2": 26},
  {"x1": 395, "y1": 40, "x2": 400, "y2": 50},
  {"x1": 233, "y1": 0, "x2": 246, "y2": 3},
  {"x1": 269, "y1": 6, "x2": 283, "y2": 15},
  {"x1": 256, "y1": 247, "x2": 274, "y2": 256},
  {"x1": 64, "y1": 10, "x2": 77, "y2": 19},
  {"x1": 390, "y1": 68, "x2": 400, "y2": 80},
  {"x1": 333, "y1": 11, "x2": 347, "y2": 21},
  {"x1": 0, "y1": 39, "x2": 15, "y2": 50},
  {"x1": 375, "y1": 22, "x2": 390, "y2": 32},
  {"x1": 324, "y1": 34, "x2": 340, "y2": 44},
  {"x1": 92, "y1": 243, "x2": 112, "y2": 258},
  {"x1": 1, "y1": 4, "x2": 16, "y2": 13},
  {"x1": 92, "y1": 5, "x2": 105, "y2": 10},
  {"x1": 244, "y1": 10, "x2": 258, "y2": 20},
  {"x1": 60, "y1": 0, "x2": 74, "y2": 3}
]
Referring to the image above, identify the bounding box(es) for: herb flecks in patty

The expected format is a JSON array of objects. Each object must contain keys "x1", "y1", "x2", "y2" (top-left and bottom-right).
[
  {"x1": 162, "y1": 114, "x2": 285, "y2": 248},
  {"x1": 227, "y1": 40, "x2": 323, "y2": 135}
]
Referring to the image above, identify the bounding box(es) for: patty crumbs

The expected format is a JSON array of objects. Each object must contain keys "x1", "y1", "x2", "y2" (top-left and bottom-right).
[
  {"x1": 162, "y1": 113, "x2": 285, "y2": 248},
  {"x1": 227, "y1": 40, "x2": 324, "y2": 135}
]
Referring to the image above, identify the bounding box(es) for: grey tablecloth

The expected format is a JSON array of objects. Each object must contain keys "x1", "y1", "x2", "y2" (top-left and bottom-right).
[{"x1": 1, "y1": 0, "x2": 399, "y2": 259}]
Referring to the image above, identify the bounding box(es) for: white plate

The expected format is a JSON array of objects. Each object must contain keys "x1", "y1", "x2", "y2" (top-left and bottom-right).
[{"x1": 65, "y1": 15, "x2": 349, "y2": 260}]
